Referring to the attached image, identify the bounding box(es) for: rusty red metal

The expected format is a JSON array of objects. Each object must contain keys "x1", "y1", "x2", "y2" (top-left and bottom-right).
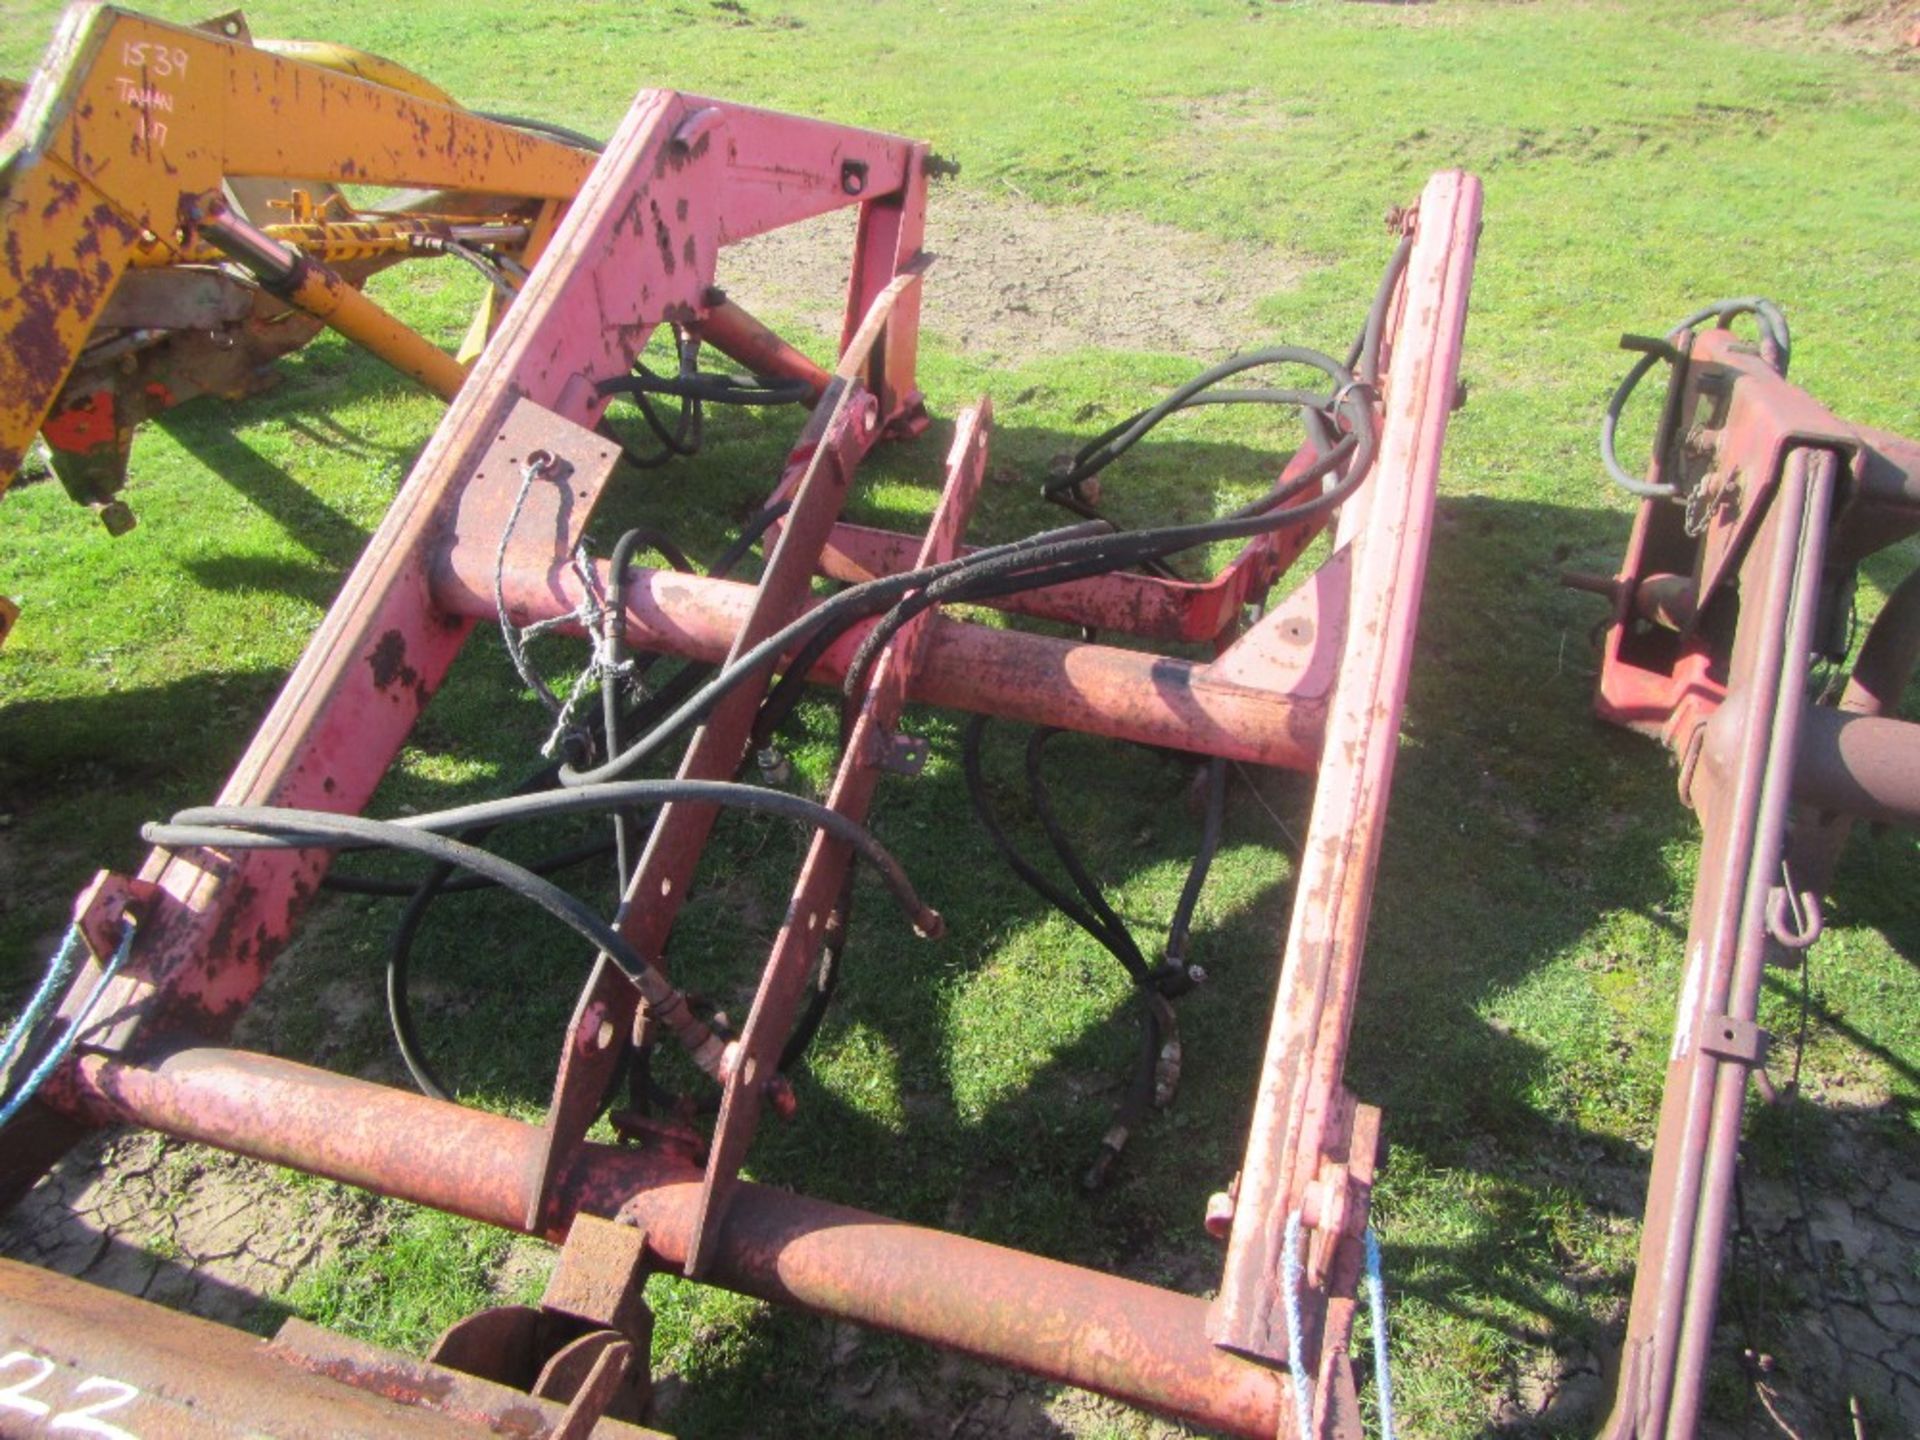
[
  {"x1": 686, "y1": 397, "x2": 991, "y2": 1276},
  {"x1": 57, "y1": 1045, "x2": 1288, "y2": 1438},
  {"x1": 442, "y1": 553, "x2": 1332, "y2": 768},
  {"x1": 1212, "y1": 178, "x2": 1479, "y2": 1392},
  {"x1": 1577, "y1": 322, "x2": 1920, "y2": 1439},
  {"x1": 0, "y1": 1256, "x2": 664, "y2": 1438},
  {"x1": 692, "y1": 289, "x2": 832, "y2": 403},
  {"x1": 0, "y1": 83, "x2": 1488, "y2": 1436},
  {"x1": 814, "y1": 484, "x2": 1327, "y2": 643}
]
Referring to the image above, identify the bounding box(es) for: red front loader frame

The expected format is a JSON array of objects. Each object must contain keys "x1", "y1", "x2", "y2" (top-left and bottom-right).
[{"x1": 1, "y1": 83, "x2": 1480, "y2": 1440}]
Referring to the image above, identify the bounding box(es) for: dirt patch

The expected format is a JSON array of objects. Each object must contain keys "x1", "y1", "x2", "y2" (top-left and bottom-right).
[
  {"x1": 0, "y1": 1131, "x2": 366, "y2": 1330},
  {"x1": 1152, "y1": 88, "x2": 1299, "y2": 139},
  {"x1": 1748, "y1": 0, "x2": 1920, "y2": 63},
  {"x1": 781, "y1": 1323, "x2": 1188, "y2": 1440},
  {"x1": 1489, "y1": 1104, "x2": 1920, "y2": 1438},
  {"x1": 719, "y1": 185, "x2": 1307, "y2": 364},
  {"x1": 1702, "y1": 1102, "x2": 1920, "y2": 1439}
]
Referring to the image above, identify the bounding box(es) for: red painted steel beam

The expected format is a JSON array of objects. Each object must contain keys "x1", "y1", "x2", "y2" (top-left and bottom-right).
[
  {"x1": 1788, "y1": 708, "x2": 1920, "y2": 827},
  {"x1": 686, "y1": 400, "x2": 992, "y2": 1277},
  {"x1": 1210, "y1": 172, "x2": 1481, "y2": 1410},
  {"x1": 1601, "y1": 450, "x2": 1838, "y2": 1440},
  {"x1": 810, "y1": 457, "x2": 1330, "y2": 644},
  {"x1": 694, "y1": 290, "x2": 833, "y2": 403},
  {"x1": 53, "y1": 1048, "x2": 1291, "y2": 1440}
]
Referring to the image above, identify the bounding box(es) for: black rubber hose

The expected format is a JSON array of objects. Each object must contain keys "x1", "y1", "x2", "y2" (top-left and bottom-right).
[
  {"x1": 598, "y1": 332, "x2": 705, "y2": 469},
  {"x1": 833, "y1": 480, "x2": 1364, "y2": 729},
  {"x1": 474, "y1": 110, "x2": 605, "y2": 153},
  {"x1": 322, "y1": 837, "x2": 610, "y2": 897},
  {"x1": 709, "y1": 501, "x2": 790, "y2": 580},
  {"x1": 1045, "y1": 385, "x2": 1332, "y2": 503},
  {"x1": 959, "y1": 718, "x2": 1143, "y2": 979},
  {"x1": 963, "y1": 715, "x2": 1227, "y2": 1187},
  {"x1": 570, "y1": 358, "x2": 1373, "y2": 788},
  {"x1": 754, "y1": 521, "x2": 1117, "y2": 754},
  {"x1": 1085, "y1": 991, "x2": 1171, "y2": 1192},
  {"x1": 604, "y1": 528, "x2": 699, "y2": 883},
  {"x1": 1045, "y1": 347, "x2": 1358, "y2": 500},
  {"x1": 777, "y1": 869, "x2": 858, "y2": 1073},
  {"x1": 1600, "y1": 297, "x2": 1792, "y2": 499},
  {"x1": 599, "y1": 370, "x2": 814, "y2": 408},
  {"x1": 1044, "y1": 235, "x2": 1406, "y2": 567},
  {"x1": 1024, "y1": 727, "x2": 1153, "y2": 985},
  {"x1": 1166, "y1": 756, "x2": 1228, "y2": 968},
  {"x1": 142, "y1": 809, "x2": 734, "y2": 1070},
  {"x1": 568, "y1": 519, "x2": 1120, "y2": 786},
  {"x1": 156, "y1": 783, "x2": 941, "y2": 935},
  {"x1": 386, "y1": 855, "x2": 462, "y2": 1099},
  {"x1": 1349, "y1": 230, "x2": 1415, "y2": 387}
]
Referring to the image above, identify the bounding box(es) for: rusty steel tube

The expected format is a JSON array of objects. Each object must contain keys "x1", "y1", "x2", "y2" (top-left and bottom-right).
[
  {"x1": 1785, "y1": 564, "x2": 1920, "y2": 902},
  {"x1": 56, "y1": 1048, "x2": 1288, "y2": 1438},
  {"x1": 1841, "y1": 563, "x2": 1920, "y2": 719},
  {"x1": 437, "y1": 555, "x2": 1325, "y2": 769},
  {"x1": 696, "y1": 292, "x2": 833, "y2": 403},
  {"x1": 60, "y1": 1049, "x2": 552, "y2": 1228}
]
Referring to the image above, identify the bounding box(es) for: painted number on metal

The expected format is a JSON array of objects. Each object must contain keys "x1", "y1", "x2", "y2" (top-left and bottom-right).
[
  {"x1": 0, "y1": 1353, "x2": 141, "y2": 1438},
  {"x1": 117, "y1": 42, "x2": 189, "y2": 79}
]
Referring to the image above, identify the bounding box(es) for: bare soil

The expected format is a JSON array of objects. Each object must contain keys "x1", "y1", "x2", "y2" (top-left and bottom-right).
[
  {"x1": 719, "y1": 184, "x2": 1308, "y2": 363},
  {"x1": 1748, "y1": 0, "x2": 1920, "y2": 63}
]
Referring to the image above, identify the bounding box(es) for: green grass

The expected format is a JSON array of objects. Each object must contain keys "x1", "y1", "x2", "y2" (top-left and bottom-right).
[{"x1": 2, "y1": 1, "x2": 1917, "y2": 1436}]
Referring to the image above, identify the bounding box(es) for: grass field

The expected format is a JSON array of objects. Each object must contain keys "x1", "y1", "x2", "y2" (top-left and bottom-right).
[{"x1": 1, "y1": 1, "x2": 1916, "y2": 1435}]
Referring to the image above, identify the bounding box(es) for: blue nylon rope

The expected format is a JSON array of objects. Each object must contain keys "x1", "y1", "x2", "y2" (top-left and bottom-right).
[
  {"x1": 1365, "y1": 1226, "x2": 1398, "y2": 1440},
  {"x1": 1282, "y1": 1208, "x2": 1314, "y2": 1439},
  {"x1": 1282, "y1": 1212, "x2": 1399, "y2": 1440},
  {"x1": 0, "y1": 919, "x2": 137, "y2": 1128}
]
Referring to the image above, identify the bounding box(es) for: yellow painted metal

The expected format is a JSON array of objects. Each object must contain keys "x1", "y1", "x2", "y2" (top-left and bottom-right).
[
  {"x1": 0, "y1": 2, "x2": 596, "y2": 494},
  {"x1": 252, "y1": 38, "x2": 461, "y2": 108},
  {"x1": 280, "y1": 258, "x2": 468, "y2": 400},
  {"x1": 127, "y1": 214, "x2": 526, "y2": 268}
]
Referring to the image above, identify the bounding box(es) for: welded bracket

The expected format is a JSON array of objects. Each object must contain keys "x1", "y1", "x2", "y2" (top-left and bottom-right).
[{"x1": 1696, "y1": 1014, "x2": 1767, "y2": 1067}]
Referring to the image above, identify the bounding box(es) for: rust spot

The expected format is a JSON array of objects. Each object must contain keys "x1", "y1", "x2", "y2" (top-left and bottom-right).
[
  {"x1": 367, "y1": 628, "x2": 418, "y2": 692},
  {"x1": 675, "y1": 197, "x2": 689, "y2": 221},
  {"x1": 6, "y1": 209, "x2": 130, "y2": 397},
  {"x1": 650, "y1": 200, "x2": 675, "y2": 276},
  {"x1": 39, "y1": 177, "x2": 81, "y2": 223},
  {"x1": 612, "y1": 190, "x2": 645, "y2": 239}
]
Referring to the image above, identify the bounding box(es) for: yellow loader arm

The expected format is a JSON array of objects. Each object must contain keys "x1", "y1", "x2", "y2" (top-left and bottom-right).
[{"x1": 0, "y1": 3, "x2": 597, "y2": 512}]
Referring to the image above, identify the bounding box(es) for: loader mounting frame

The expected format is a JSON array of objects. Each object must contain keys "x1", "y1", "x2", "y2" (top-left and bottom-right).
[
  {"x1": 0, "y1": 72, "x2": 1482, "y2": 1440},
  {"x1": 1571, "y1": 325, "x2": 1920, "y2": 1440}
]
